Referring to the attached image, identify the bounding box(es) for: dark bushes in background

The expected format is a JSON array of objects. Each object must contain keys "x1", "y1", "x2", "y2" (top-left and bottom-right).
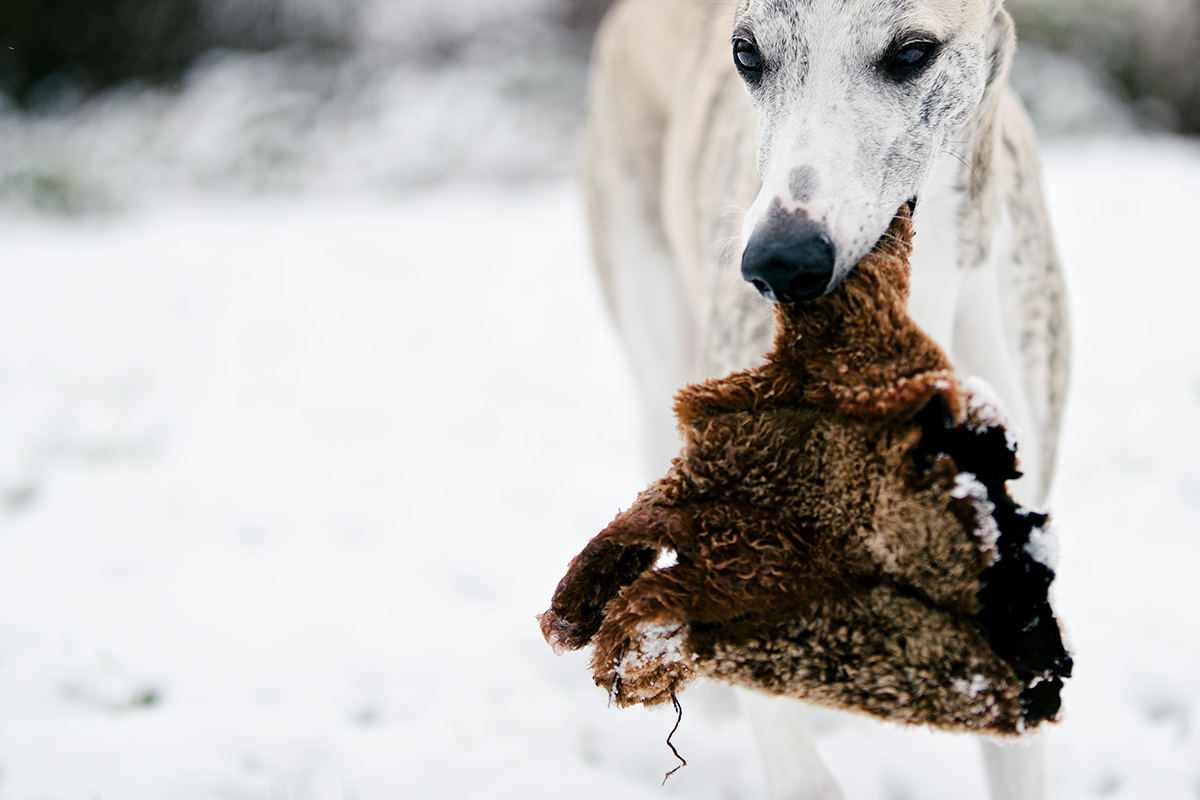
[
  {"x1": 2, "y1": 0, "x2": 1197, "y2": 133},
  {"x1": 555, "y1": 0, "x2": 617, "y2": 44},
  {"x1": 0, "y1": 0, "x2": 204, "y2": 103},
  {"x1": 0, "y1": 0, "x2": 351, "y2": 106},
  {"x1": 1008, "y1": 0, "x2": 1200, "y2": 132}
]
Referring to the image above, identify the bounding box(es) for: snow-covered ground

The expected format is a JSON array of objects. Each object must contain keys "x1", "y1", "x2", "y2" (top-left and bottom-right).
[{"x1": 0, "y1": 137, "x2": 1197, "y2": 799}]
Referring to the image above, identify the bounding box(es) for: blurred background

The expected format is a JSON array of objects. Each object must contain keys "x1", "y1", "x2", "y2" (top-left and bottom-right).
[
  {"x1": 0, "y1": 1, "x2": 1198, "y2": 799},
  {"x1": 1, "y1": 0, "x2": 1199, "y2": 210}
]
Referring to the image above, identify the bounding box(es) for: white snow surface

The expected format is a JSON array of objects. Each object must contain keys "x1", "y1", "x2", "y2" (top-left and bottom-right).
[{"x1": 1, "y1": 137, "x2": 1199, "y2": 799}]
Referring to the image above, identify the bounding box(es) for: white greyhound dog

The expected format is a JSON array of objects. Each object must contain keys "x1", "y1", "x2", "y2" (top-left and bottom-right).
[{"x1": 580, "y1": 0, "x2": 1069, "y2": 798}]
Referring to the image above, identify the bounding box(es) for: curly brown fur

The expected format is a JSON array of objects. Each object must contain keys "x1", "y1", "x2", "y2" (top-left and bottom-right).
[{"x1": 539, "y1": 208, "x2": 1070, "y2": 735}]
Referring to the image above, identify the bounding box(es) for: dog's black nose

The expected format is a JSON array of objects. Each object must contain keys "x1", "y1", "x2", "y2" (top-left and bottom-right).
[{"x1": 741, "y1": 207, "x2": 836, "y2": 304}]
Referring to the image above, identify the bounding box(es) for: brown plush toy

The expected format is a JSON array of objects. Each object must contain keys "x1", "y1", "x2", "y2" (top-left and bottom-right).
[{"x1": 539, "y1": 207, "x2": 1071, "y2": 735}]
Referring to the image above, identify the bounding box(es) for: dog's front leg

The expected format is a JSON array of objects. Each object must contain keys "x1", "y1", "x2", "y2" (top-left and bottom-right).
[
  {"x1": 740, "y1": 690, "x2": 844, "y2": 800},
  {"x1": 980, "y1": 738, "x2": 1047, "y2": 800},
  {"x1": 952, "y1": 201, "x2": 1051, "y2": 800}
]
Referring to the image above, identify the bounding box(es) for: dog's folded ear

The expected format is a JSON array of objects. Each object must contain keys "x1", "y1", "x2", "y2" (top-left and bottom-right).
[
  {"x1": 540, "y1": 207, "x2": 1071, "y2": 735},
  {"x1": 959, "y1": 5, "x2": 1018, "y2": 270}
]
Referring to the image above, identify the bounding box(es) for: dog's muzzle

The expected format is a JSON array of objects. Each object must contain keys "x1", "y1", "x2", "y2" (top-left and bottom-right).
[{"x1": 741, "y1": 212, "x2": 836, "y2": 304}]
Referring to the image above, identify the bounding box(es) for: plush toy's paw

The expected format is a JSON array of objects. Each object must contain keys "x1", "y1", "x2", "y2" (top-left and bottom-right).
[
  {"x1": 596, "y1": 621, "x2": 698, "y2": 707},
  {"x1": 536, "y1": 609, "x2": 584, "y2": 655},
  {"x1": 539, "y1": 508, "x2": 703, "y2": 706},
  {"x1": 540, "y1": 503, "x2": 686, "y2": 653}
]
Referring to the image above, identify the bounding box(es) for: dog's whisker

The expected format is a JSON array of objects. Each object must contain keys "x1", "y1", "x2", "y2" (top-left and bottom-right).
[
  {"x1": 706, "y1": 234, "x2": 742, "y2": 264},
  {"x1": 713, "y1": 205, "x2": 748, "y2": 226},
  {"x1": 948, "y1": 148, "x2": 981, "y2": 183}
]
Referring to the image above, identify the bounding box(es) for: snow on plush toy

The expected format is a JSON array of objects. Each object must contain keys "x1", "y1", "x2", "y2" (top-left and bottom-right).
[{"x1": 539, "y1": 206, "x2": 1071, "y2": 736}]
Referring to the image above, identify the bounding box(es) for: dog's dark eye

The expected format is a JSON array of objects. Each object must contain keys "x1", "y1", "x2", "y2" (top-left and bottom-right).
[
  {"x1": 882, "y1": 40, "x2": 939, "y2": 78},
  {"x1": 733, "y1": 38, "x2": 764, "y2": 75}
]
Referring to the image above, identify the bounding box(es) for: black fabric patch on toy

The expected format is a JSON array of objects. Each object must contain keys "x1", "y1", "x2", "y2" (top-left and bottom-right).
[{"x1": 912, "y1": 395, "x2": 1073, "y2": 723}]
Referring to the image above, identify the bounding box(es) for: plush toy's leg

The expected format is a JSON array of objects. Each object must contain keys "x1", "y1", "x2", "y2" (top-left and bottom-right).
[
  {"x1": 980, "y1": 737, "x2": 1045, "y2": 800},
  {"x1": 740, "y1": 690, "x2": 845, "y2": 800},
  {"x1": 543, "y1": 505, "x2": 682, "y2": 651}
]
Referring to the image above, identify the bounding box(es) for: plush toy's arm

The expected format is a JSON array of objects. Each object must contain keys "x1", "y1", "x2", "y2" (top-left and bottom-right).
[
  {"x1": 672, "y1": 365, "x2": 785, "y2": 427},
  {"x1": 539, "y1": 504, "x2": 685, "y2": 652}
]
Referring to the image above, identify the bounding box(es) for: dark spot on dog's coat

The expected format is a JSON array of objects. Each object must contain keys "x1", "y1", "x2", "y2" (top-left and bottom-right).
[{"x1": 789, "y1": 166, "x2": 819, "y2": 203}]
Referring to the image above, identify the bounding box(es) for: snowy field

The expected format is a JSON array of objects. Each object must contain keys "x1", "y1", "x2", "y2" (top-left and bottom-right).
[{"x1": 0, "y1": 137, "x2": 1198, "y2": 799}]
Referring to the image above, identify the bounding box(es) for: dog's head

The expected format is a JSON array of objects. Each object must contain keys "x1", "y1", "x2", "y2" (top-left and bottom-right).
[{"x1": 733, "y1": 0, "x2": 1014, "y2": 303}]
